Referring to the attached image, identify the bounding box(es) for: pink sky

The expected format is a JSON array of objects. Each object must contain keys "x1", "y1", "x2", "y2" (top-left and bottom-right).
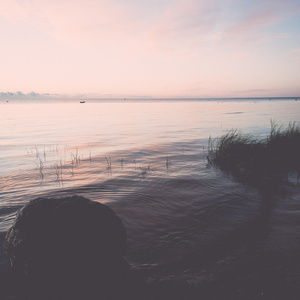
[{"x1": 0, "y1": 0, "x2": 300, "y2": 98}]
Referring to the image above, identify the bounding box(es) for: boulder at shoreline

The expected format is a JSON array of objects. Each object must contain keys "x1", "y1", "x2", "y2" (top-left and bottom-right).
[{"x1": 5, "y1": 196, "x2": 128, "y2": 299}]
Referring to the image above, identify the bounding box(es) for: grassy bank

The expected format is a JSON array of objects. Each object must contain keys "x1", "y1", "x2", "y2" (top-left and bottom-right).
[{"x1": 207, "y1": 121, "x2": 300, "y2": 189}]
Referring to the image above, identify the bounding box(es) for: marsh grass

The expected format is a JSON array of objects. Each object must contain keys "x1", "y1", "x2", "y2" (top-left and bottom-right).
[
  {"x1": 53, "y1": 159, "x2": 64, "y2": 184},
  {"x1": 35, "y1": 158, "x2": 44, "y2": 181},
  {"x1": 119, "y1": 158, "x2": 124, "y2": 170},
  {"x1": 133, "y1": 159, "x2": 137, "y2": 170},
  {"x1": 207, "y1": 121, "x2": 300, "y2": 188},
  {"x1": 140, "y1": 163, "x2": 153, "y2": 179},
  {"x1": 71, "y1": 148, "x2": 81, "y2": 165},
  {"x1": 105, "y1": 156, "x2": 112, "y2": 176},
  {"x1": 28, "y1": 143, "x2": 176, "y2": 186},
  {"x1": 166, "y1": 156, "x2": 171, "y2": 169}
]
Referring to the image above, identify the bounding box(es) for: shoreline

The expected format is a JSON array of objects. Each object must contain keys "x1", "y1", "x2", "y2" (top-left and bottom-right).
[{"x1": 1, "y1": 184, "x2": 299, "y2": 299}]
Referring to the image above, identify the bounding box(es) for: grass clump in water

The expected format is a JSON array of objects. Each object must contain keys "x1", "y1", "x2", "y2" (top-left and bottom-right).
[{"x1": 207, "y1": 121, "x2": 300, "y2": 188}]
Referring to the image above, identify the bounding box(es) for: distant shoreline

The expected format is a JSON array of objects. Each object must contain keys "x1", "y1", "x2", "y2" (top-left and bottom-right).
[{"x1": 0, "y1": 97, "x2": 299, "y2": 102}]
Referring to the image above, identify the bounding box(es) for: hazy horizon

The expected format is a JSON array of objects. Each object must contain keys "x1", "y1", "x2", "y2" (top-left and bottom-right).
[{"x1": 0, "y1": 91, "x2": 299, "y2": 100}]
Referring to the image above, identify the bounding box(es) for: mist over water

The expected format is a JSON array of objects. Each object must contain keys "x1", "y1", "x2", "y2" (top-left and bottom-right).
[{"x1": 0, "y1": 98, "x2": 300, "y2": 269}]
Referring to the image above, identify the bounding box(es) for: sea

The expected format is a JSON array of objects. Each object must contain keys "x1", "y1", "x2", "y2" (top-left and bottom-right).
[{"x1": 1, "y1": 98, "x2": 300, "y2": 291}]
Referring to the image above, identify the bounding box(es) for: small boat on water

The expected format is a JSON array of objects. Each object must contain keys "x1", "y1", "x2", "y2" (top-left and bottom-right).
[{"x1": 80, "y1": 101, "x2": 85, "y2": 103}]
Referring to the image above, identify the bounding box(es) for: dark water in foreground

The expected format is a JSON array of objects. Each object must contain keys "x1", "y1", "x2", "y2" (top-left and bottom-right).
[{"x1": 1, "y1": 99, "x2": 300, "y2": 298}]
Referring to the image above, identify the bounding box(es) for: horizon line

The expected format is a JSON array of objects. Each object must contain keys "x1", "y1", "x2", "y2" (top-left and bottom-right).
[{"x1": 0, "y1": 92, "x2": 299, "y2": 101}]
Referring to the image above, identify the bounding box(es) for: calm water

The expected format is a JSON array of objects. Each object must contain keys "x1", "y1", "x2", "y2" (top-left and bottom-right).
[{"x1": 1, "y1": 99, "x2": 300, "y2": 268}]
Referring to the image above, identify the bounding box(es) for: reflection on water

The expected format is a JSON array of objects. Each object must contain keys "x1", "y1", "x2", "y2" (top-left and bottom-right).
[{"x1": 0, "y1": 99, "x2": 300, "y2": 267}]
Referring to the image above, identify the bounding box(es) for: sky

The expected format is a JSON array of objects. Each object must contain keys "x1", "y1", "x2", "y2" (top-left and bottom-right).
[{"x1": 0, "y1": 0, "x2": 300, "y2": 98}]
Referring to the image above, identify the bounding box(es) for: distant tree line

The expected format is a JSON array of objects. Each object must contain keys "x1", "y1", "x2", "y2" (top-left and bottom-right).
[{"x1": 0, "y1": 91, "x2": 55, "y2": 99}]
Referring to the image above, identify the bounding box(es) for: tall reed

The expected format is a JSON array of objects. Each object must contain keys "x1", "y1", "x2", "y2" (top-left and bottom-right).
[{"x1": 207, "y1": 121, "x2": 300, "y2": 188}]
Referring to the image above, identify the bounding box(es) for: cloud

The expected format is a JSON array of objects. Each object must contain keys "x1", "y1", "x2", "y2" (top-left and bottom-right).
[
  {"x1": 146, "y1": 0, "x2": 300, "y2": 50},
  {"x1": 0, "y1": 0, "x2": 224, "y2": 49},
  {"x1": 1, "y1": 0, "x2": 298, "y2": 49},
  {"x1": 0, "y1": 0, "x2": 138, "y2": 47},
  {"x1": 233, "y1": 88, "x2": 275, "y2": 94},
  {"x1": 149, "y1": 1, "x2": 221, "y2": 41},
  {"x1": 0, "y1": 0, "x2": 28, "y2": 21},
  {"x1": 223, "y1": 0, "x2": 300, "y2": 42},
  {"x1": 231, "y1": 87, "x2": 299, "y2": 97},
  {"x1": 273, "y1": 33, "x2": 293, "y2": 39},
  {"x1": 226, "y1": 11, "x2": 278, "y2": 37},
  {"x1": 289, "y1": 48, "x2": 300, "y2": 64}
]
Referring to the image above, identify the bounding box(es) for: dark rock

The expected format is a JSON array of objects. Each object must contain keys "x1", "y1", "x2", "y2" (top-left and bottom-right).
[{"x1": 4, "y1": 196, "x2": 128, "y2": 299}]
